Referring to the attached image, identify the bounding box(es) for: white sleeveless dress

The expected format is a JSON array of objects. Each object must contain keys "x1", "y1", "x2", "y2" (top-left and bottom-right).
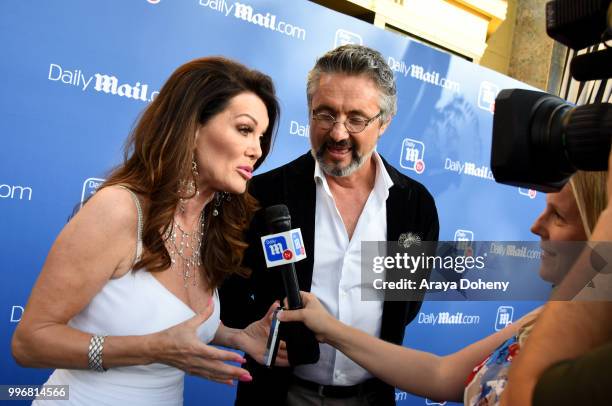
[{"x1": 34, "y1": 188, "x2": 220, "y2": 405}]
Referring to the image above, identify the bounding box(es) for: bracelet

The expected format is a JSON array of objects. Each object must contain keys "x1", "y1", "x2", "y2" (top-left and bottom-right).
[{"x1": 87, "y1": 335, "x2": 108, "y2": 372}]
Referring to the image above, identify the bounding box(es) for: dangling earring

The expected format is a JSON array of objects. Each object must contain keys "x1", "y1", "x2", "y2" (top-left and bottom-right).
[
  {"x1": 212, "y1": 192, "x2": 222, "y2": 217},
  {"x1": 191, "y1": 159, "x2": 199, "y2": 180},
  {"x1": 178, "y1": 159, "x2": 199, "y2": 213},
  {"x1": 212, "y1": 191, "x2": 231, "y2": 217}
]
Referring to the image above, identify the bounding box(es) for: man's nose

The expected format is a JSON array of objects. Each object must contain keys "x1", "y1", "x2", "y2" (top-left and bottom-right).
[{"x1": 328, "y1": 120, "x2": 350, "y2": 141}]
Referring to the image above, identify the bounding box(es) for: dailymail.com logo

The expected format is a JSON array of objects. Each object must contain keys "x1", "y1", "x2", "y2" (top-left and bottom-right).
[
  {"x1": 454, "y1": 229, "x2": 474, "y2": 242},
  {"x1": 292, "y1": 231, "x2": 305, "y2": 255},
  {"x1": 10, "y1": 305, "x2": 24, "y2": 323},
  {"x1": 335, "y1": 29, "x2": 363, "y2": 47},
  {"x1": 495, "y1": 305, "x2": 514, "y2": 331},
  {"x1": 81, "y1": 177, "x2": 105, "y2": 207},
  {"x1": 519, "y1": 187, "x2": 537, "y2": 199},
  {"x1": 264, "y1": 236, "x2": 289, "y2": 261},
  {"x1": 478, "y1": 81, "x2": 499, "y2": 113},
  {"x1": 454, "y1": 229, "x2": 474, "y2": 256},
  {"x1": 261, "y1": 228, "x2": 307, "y2": 268},
  {"x1": 399, "y1": 138, "x2": 425, "y2": 174}
]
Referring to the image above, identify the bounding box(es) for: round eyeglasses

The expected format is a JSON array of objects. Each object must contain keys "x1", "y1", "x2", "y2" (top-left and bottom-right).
[{"x1": 311, "y1": 110, "x2": 382, "y2": 133}]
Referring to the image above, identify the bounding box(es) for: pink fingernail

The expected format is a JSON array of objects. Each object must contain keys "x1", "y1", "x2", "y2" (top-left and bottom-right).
[
  {"x1": 239, "y1": 374, "x2": 253, "y2": 382},
  {"x1": 237, "y1": 357, "x2": 247, "y2": 364}
]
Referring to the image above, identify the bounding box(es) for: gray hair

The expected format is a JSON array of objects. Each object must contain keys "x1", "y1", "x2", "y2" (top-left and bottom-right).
[{"x1": 307, "y1": 44, "x2": 397, "y2": 123}]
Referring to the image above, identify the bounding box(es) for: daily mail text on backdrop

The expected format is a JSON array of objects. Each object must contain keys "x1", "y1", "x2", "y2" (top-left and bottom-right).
[{"x1": 1, "y1": 1, "x2": 540, "y2": 405}]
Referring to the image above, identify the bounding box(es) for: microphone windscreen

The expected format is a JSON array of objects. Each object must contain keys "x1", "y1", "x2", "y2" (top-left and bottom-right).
[{"x1": 264, "y1": 204, "x2": 292, "y2": 232}]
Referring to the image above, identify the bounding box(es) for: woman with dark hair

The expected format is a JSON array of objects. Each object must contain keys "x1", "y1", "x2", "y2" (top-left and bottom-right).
[{"x1": 12, "y1": 57, "x2": 284, "y2": 405}]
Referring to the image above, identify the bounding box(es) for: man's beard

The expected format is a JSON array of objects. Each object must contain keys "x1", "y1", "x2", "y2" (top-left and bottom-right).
[{"x1": 311, "y1": 138, "x2": 374, "y2": 177}]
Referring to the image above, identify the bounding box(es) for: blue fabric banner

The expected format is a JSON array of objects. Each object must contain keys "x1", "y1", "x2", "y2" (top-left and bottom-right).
[{"x1": 0, "y1": 1, "x2": 543, "y2": 404}]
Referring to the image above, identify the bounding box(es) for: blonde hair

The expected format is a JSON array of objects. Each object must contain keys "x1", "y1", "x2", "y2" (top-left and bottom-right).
[{"x1": 569, "y1": 171, "x2": 608, "y2": 238}]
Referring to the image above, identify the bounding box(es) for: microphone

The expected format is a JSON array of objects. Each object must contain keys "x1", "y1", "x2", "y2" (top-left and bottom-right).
[
  {"x1": 260, "y1": 204, "x2": 319, "y2": 366},
  {"x1": 264, "y1": 205, "x2": 303, "y2": 309}
]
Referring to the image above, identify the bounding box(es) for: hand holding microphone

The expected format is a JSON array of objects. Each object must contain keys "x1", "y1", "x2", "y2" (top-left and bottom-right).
[{"x1": 260, "y1": 204, "x2": 319, "y2": 366}]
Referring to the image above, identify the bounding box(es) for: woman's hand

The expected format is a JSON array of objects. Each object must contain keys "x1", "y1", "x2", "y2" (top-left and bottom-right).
[
  {"x1": 277, "y1": 291, "x2": 338, "y2": 343},
  {"x1": 231, "y1": 301, "x2": 289, "y2": 367},
  {"x1": 153, "y1": 300, "x2": 251, "y2": 386}
]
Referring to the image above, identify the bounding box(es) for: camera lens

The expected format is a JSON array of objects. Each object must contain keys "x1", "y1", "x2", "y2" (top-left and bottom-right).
[{"x1": 491, "y1": 89, "x2": 612, "y2": 192}]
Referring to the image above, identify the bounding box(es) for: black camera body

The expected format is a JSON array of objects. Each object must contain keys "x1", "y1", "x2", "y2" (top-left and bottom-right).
[{"x1": 491, "y1": 0, "x2": 612, "y2": 192}]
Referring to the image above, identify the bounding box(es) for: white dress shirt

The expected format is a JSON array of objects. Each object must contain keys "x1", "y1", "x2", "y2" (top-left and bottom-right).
[{"x1": 294, "y1": 152, "x2": 393, "y2": 386}]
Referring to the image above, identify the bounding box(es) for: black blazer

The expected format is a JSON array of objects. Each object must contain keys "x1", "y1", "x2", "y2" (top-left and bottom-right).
[{"x1": 220, "y1": 152, "x2": 439, "y2": 405}]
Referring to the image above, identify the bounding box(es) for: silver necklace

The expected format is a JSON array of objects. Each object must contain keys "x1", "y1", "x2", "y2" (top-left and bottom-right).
[{"x1": 165, "y1": 209, "x2": 205, "y2": 287}]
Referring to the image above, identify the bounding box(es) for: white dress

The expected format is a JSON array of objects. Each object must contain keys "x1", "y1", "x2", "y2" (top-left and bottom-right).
[{"x1": 34, "y1": 188, "x2": 220, "y2": 405}]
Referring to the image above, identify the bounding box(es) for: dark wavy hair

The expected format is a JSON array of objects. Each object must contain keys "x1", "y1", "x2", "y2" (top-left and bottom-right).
[{"x1": 102, "y1": 57, "x2": 279, "y2": 289}]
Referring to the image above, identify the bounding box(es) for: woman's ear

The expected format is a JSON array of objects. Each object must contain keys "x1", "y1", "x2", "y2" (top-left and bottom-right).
[{"x1": 194, "y1": 124, "x2": 203, "y2": 145}]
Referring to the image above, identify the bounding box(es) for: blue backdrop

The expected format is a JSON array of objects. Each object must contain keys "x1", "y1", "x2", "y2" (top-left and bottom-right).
[{"x1": 1, "y1": 1, "x2": 543, "y2": 405}]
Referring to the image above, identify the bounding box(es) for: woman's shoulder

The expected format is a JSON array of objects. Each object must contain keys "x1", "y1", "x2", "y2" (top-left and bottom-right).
[{"x1": 76, "y1": 185, "x2": 144, "y2": 232}]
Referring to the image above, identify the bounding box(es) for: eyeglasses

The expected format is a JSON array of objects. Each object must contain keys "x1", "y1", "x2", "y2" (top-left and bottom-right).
[{"x1": 311, "y1": 110, "x2": 382, "y2": 133}]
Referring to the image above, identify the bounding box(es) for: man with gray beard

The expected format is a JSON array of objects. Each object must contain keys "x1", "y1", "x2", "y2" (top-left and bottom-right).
[{"x1": 220, "y1": 44, "x2": 439, "y2": 405}]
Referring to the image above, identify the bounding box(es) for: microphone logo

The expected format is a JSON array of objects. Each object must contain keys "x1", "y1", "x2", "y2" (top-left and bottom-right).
[
  {"x1": 292, "y1": 231, "x2": 305, "y2": 255},
  {"x1": 261, "y1": 228, "x2": 308, "y2": 268},
  {"x1": 264, "y1": 236, "x2": 288, "y2": 261}
]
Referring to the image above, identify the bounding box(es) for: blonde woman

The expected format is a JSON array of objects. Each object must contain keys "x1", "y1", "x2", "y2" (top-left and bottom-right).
[{"x1": 279, "y1": 171, "x2": 607, "y2": 406}]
